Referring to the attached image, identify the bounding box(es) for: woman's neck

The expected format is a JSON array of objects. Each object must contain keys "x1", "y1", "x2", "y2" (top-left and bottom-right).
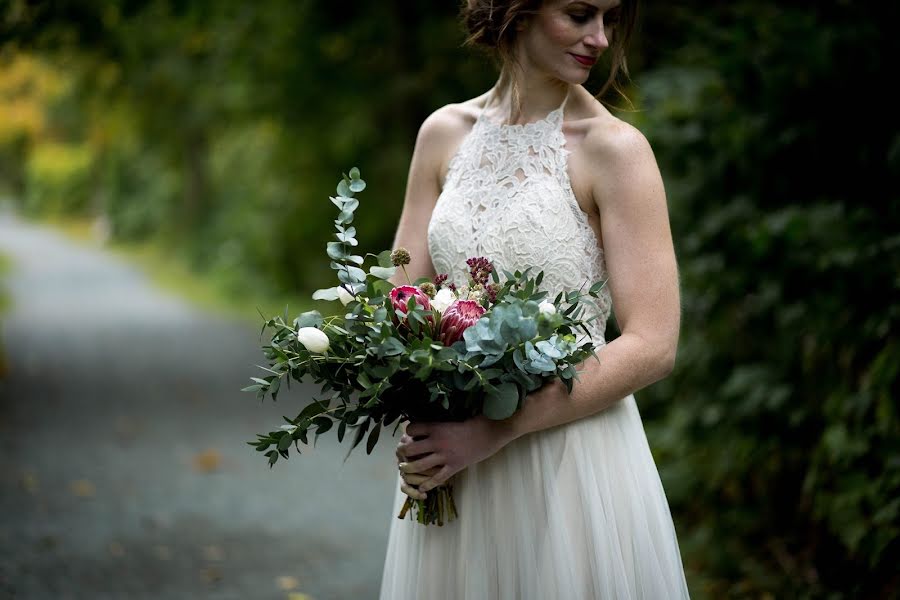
[{"x1": 490, "y1": 68, "x2": 571, "y2": 125}]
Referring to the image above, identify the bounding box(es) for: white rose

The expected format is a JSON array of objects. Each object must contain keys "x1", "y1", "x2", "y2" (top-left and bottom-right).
[
  {"x1": 337, "y1": 286, "x2": 355, "y2": 306},
  {"x1": 296, "y1": 327, "x2": 330, "y2": 353},
  {"x1": 538, "y1": 301, "x2": 557, "y2": 316},
  {"x1": 432, "y1": 288, "x2": 456, "y2": 313}
]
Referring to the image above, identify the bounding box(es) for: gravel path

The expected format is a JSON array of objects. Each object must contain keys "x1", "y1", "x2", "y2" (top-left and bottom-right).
[{"x1": 0, "y1": 212, "x2": 399, "y2": 600}]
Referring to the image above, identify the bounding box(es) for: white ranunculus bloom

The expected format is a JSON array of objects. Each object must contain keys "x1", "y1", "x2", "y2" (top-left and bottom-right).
[
  {"x1": 296, "y1": 327, "x2": 330, "y2": 353},
  {"x1": 432, "y1": 288, "x2": 456, "y2": 313},
  {"x1": 337, "y1": 286, "x2": 355, "y2": 306},
  {"x1": 538, "y1": 300, "x2": 557, "y2": 315}
]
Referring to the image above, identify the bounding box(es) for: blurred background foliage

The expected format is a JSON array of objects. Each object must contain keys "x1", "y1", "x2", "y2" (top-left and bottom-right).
[{"x1": 1, "y1": 0, "x2": 897, "y2": 596}]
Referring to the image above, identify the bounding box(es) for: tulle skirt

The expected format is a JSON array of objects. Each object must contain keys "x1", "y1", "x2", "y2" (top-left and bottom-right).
[{"x1": 379, "y1": 394, "x2": 690, "y2": 599}]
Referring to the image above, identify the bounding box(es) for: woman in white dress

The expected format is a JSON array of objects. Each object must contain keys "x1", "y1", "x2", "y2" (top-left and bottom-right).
[{"x1": 381, "y1": 0, "x2": 690, "y2": 598}]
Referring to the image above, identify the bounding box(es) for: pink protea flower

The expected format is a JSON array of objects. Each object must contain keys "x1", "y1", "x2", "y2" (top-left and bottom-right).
[
  {"x1": 389, "y1": 285, "x2": 432, "y2": 314},
  {"x1": 439, "y1": 300, "x2": 485, "y2": 346}
]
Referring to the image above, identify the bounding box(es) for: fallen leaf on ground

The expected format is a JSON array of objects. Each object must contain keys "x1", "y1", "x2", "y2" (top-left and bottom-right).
[
  {"x1": 287, "y1": 593, "x2": 314, "y2": 600},
  {"x1": 193, "y1": 449, "x2": 222, "y2": 472},
  {"x1": 70, "y1": 479, "x2": 96, "y2": 497},
  {"x1": 277, "y1": 575, "x2": 299, "y2": 590}
]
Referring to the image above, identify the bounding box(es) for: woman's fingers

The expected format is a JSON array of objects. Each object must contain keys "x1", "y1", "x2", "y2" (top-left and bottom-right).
[
  {"x1": 395, "y1": 434, "x2": 413, "y2": 461},
  {"x1": 418, "y1": 465, "x2": 454, "y2": 493},
  {"x1": 405, "y1": 422, "x2": 433, "y2": 438},
  {"x1": 399, "y1": 452, "x2": 443, "y2": 474},
  {"x1": 400, "y1": 472, "x2": 431, "y2": 486},
  {"x1": 399, "y1": 466, "x2": 442, "y2": 500},
  {"x1": 398, "y1": 437, "x2": 435, "y2": 459},
  {"x1": 396, "y1": 434, "x2": 436, "y2": 462},
  {"x1": 400, "y1": 480, "x2": 427, "y2": 501}
]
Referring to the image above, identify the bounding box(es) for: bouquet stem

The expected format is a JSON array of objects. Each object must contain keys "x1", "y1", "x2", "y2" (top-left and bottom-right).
[{"x1": 397, "y1": 482, "x2": 458, "y2": 526}]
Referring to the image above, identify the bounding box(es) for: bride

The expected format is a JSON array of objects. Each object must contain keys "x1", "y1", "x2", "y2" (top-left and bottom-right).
[{"x1": 381, "y1": 0, "x2": 690, "y2": 597}]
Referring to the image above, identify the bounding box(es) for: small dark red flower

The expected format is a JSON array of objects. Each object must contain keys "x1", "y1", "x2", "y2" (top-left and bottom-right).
[
  {"x1": 439, "y1": 300, "x2": 485, "y2": 346},
  {"x1": 465, "y1": 257, "x2": 493, "y2": 286}
]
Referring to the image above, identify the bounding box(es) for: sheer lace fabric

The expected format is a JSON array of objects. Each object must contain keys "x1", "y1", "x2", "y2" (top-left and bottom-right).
[
  {"x1": 427, "y1": 97, "x2": 611, "y2": 342},
  {"x1": 379, "y1": 93, "x2": 690, "y2": 599}
]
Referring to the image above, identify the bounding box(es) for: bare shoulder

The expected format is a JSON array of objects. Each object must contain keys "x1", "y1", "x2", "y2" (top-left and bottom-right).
[
  {"x1": 419, "y1": 98, "x2": 482, "y2": 138},
  {"x1": 582, "y1": 111, "x2": 656, "y2": 173},
  {"x1": 416, "y1": 92, "x2": 491, "y2": 183},
  {"x1": 576, "y1": 108, "x2": 664, "y2": 211}
]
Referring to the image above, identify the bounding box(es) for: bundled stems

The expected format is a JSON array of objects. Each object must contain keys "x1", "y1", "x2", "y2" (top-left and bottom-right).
[{"x1": 397, "y1": 482, "x2": 457, "y2": 526}]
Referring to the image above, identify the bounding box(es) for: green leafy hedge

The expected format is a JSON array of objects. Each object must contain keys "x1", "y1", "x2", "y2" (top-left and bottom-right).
[{"x1": 634, "y1": 3, "x2": 899, "y2": 597}]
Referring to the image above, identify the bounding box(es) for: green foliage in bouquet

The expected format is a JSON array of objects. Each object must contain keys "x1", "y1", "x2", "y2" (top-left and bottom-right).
[{"x1": 245, "y1": 169, "x2": 606, "y2": 471}]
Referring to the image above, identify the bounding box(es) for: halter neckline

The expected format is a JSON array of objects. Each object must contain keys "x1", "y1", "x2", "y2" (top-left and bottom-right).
[{"x1": 478, "y1": 86, "x2": 570, "y2": 130}]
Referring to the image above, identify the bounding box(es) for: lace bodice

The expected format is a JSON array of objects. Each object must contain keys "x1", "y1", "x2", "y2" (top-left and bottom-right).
[{"x1": 427, "y1": 90, "x2": 613, "y2": 343}]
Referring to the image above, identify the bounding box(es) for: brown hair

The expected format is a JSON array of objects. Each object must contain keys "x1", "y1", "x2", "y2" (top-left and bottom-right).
[{"x1": 461, "y1": 0, "x2": 639, "y2": 114}]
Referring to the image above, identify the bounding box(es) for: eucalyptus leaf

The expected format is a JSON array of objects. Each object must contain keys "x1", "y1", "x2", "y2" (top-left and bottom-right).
[
  {"x1": 346, "y1": 265, "x2": 367, "y2": 282},
  {"x1": 380, "y1": 337, "x2": 405, "y2": 356},
  {"x1": 326, "y1": 242, "x2": 349, "y2": 260},
  {"x1": 295, "y1": 310, "x2": 324, "y2": 328},
  {"x1": 377, "y1": 250, "x2": 393, "y2": 268},
  {"x1": 484, "y1": 382, "x2": 519, "y2": 419},
  {"x1": 369, "y1": 265, "x2": 397, "y2": 280}
]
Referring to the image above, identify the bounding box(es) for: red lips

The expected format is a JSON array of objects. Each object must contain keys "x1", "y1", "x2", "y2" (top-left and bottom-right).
[{"x1": 570, "y1": 53, "x2": 597, "y2": 66}]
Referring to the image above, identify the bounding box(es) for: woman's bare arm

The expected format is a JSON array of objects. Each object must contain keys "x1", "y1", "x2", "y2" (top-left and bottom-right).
[{"x1": 504, "y1": 119, "x2": 681, "y2": 439}]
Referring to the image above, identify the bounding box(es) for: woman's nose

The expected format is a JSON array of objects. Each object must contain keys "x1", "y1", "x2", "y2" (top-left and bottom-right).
[{"x1": 584, "y1": 17, "x2": 610, "y2": 51}]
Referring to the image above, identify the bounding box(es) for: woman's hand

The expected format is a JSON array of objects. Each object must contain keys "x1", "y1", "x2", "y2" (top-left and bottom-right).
[
  {"x1": 395, "y1": 432, "x2": 438, "y2": 501},
  {"x1": 396, "y1": 415, "x2": 518, "y2": 496}
]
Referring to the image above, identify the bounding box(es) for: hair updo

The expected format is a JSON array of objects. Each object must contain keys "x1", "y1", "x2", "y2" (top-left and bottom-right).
[{"x1": 460, "y1": 0, "x2": 639, "y2": 108}]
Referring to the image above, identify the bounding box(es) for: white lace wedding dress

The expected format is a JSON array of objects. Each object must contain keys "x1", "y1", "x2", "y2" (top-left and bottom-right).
[{"x1": 379, "y1": 90, "x2": 691, "y2": 599}]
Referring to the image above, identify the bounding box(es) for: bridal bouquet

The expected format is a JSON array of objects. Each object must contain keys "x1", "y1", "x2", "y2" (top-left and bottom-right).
[{"x1": 245, "y1": 168, "x2": 606, "y2": 525}]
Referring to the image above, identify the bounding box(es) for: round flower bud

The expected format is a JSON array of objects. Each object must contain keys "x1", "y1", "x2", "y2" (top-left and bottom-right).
[
  {"x1": 296, "y1": 327, "x2": 330, "y2": 353},
  {"x1": 390, "y1": 247, "x2": 411, "y2": 267},
  {"x1": 419, "y1": 282, "x2": 437, "y2": 298},
  {"x1": 538, "y1": 301, "x2": 557, "y2": 316}
]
